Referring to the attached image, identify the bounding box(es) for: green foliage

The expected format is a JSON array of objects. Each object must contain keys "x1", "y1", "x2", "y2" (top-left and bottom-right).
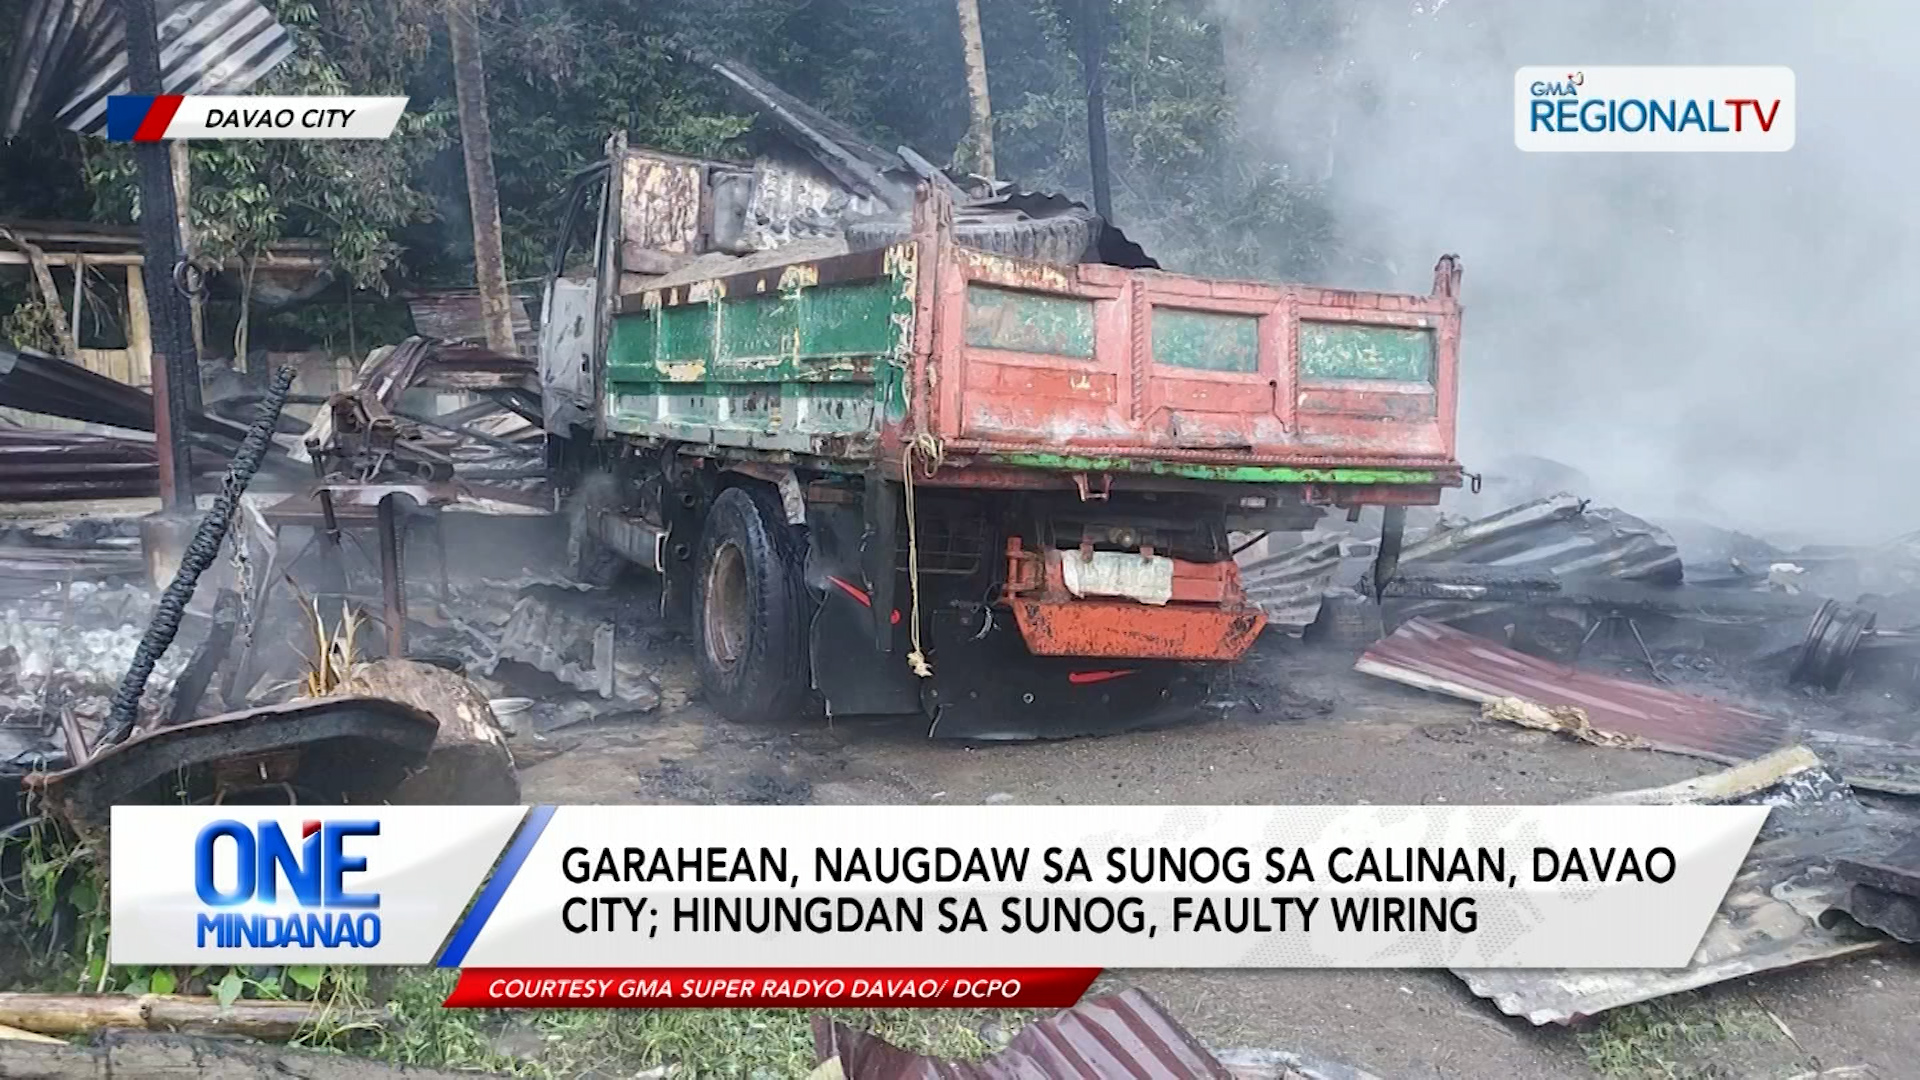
[
  {"x1": 0, "y1": 293, "x2": 63, "y2": 353},
  {"x1": 3, "y1": 0, "x2": 1344, "y2": 299},
  {"x1": 73, "y1": 0, "x2": 454, "y2": 292},
  {"x1": 988, "y1": 0, "x2": 1335, "y2": 279},
  {"x1": 1, "y1": 820, "x2": 364, "y2": 1035}
]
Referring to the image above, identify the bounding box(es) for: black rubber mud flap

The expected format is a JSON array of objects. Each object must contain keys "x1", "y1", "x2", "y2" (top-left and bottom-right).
[
  {"x1": 805, "y1": 502, "x2": 921, "y2": 716},
  {"x1": 692, "y1": 486, "x2": 815, "y2": 723},
  {"x1": 810, "y1": 585, "x2": 923, "y2": 716},
  {"x1": 919, "y1": 605, "x2": 1215, "y2": 741}
]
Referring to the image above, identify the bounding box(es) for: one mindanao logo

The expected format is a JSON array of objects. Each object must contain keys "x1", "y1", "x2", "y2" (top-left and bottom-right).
[
  {"x1": 193, "y1": 819, "x2": 383, "y2": 950},
  {"x1": 1514, "y1": 66, "x2": 1795, "y2": 152}
]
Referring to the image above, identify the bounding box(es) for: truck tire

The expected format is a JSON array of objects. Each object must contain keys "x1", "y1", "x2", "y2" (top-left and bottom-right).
[
  {"x1": 844, "y1": 206, "x2": 1102, "y2": 265},
  {"x1": 693, "y1": 486, "x2": 813, "y2": 723},
  {"x1": 564, "y1": 474, "x2": 626, "y2": 586}
]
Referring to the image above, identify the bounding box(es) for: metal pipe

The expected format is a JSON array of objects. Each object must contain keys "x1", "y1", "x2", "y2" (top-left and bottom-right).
[
  {"x1": 1080, "y1": 0, "x2": 1114, "y2": 222},
  {"x1": 377, "y1": 493, "x2": 407, "y2": 657}
]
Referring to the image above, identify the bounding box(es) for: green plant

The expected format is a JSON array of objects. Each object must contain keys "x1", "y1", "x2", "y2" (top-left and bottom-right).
[{"x1": 0, "y1": 294, "x2": 64, "y2": 354}]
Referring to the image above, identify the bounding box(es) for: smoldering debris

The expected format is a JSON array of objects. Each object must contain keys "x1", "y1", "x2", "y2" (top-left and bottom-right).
[
  {"x1": 1456, "y1": 746, "x2": 1898, "y2": 1025},
  {"x1": 1352, "y1": 484, "x2": 1920, "y2": 695},
  {"x1": 0, "y1": 581, "x2": 198, "y2": 737}
]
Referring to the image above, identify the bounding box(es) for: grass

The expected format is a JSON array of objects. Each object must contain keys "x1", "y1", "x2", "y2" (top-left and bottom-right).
[
  {"x1": 329, "y1": 968, "x2": 1027, "y2": 1078},
  {"x1": 4, "y1": 823, "x2": 1027, "y2": 1079},
  {"x1": 1578, "y1": 997, "x2": 1787, "y2": 1079}
]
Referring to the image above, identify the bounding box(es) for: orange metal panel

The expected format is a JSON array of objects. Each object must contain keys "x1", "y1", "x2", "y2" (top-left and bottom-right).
[
  {"x1": 920, "y1": 228, "x2": 1461, "y2": 476},
  {"x1": 1000, "y1": 539, "x2": 1266, "y2": 661},
  {"x1": 1010, "y1": 598, "x2": 1266, "y2": 661}
]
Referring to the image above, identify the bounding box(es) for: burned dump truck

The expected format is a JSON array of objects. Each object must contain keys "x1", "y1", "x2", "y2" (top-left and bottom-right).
[{"x1": 539, "y1": 133, "x2": 1464, "y2": 737}]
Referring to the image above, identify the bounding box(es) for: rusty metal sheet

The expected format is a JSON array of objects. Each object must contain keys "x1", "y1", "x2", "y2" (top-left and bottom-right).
[
  {"x1": 404, "y1": 292, "x2": 534, "y2": 348},
  {"x1": 1456, "y1": 746, "x2": 1899, "y2": 1025},
  {"x1": 1357, "y1": 617, "x2": 1792, "y2": 764},
  {"x1": 0, "y1": 427, "x2": 157, "y2": 502},
  {"x1": 621, "y1": 151, "x2": 705, "y2": 257},
  {"x1": 1238, "y1": 535, "x2": 1344, "y2": 635},
  {"x1": 27, "y1": 696, "x2": 441, "y2": 840},
  {"x1": 815, "y1": 988, "x2": 1231, "y2": 1079},
  {"x1": 928, "y1": 228, "x2": 1462, "y2": 485}
]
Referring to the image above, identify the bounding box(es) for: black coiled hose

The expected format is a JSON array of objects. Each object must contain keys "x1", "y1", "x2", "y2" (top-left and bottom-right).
[{"x1": 100, "y1": 365, "x2": 298, "y2": 748}]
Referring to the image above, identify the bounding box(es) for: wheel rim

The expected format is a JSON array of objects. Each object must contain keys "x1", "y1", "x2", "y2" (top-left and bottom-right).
[{"x1": 703, "y1": 540, "x2": 750, "y2": 669}]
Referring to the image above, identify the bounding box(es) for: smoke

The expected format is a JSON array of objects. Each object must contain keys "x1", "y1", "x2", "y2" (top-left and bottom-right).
[{"x1": 1215, "y1": 0, "x2": 1913, "y2": 545}]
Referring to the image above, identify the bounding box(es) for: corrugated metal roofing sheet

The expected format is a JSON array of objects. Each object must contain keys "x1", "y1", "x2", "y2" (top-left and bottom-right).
[
  {"x1": 1238, "y1": 535, "x2": 1343, "y2": 635},
  {"x1": 1391, "y1": 493, "x2": 1682, "y2": 626},
  {"x1": 1356, "y1": 617, "x2": 1792, "y2": 764},
  {"x1": 1402, "y1": 493, "x2": 1682, "y2": 582},
  {"x1": 1456, "y1": 746, "x2": 1896, "y2": 1024},
  {"x1": 6, "y1": 0, "x2": 293, "y2": 138},
  {"x1": 404, "y1": 292, "x2": 535, "y2": 349},
  {"x1": 815, "y1": 988, "x2": 1230, "y2": 1079}
]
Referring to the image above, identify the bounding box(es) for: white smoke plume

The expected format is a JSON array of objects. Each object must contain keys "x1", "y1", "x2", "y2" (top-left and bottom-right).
[{"x1": 1216, "y1": 0, "x2": 1912, "y2": 544}]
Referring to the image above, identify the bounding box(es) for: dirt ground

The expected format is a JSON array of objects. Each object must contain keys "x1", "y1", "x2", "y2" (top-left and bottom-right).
[{"x1": 516, "y1": 633, "x2": 1920, "y2": 1080}]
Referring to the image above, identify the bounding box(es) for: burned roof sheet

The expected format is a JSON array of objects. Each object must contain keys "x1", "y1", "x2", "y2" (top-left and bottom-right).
[
  {"x1": 1357, "y1": 617, "x2": 1793, "y2": 764},
  {"x1": 695, "y1": 52, "x2": 909, "y2": 209},
  {"x1": 1456, "y1": 746, "x2": 1897, "y2": 1025},
  {"x1": 1239, "y1": 535, "x2": 1344, "y2": 635},
  {"x1": 814, "y1": 988, "x2": 1231, "y2": 1079},
  {"x1": 5, "y1": 0, "x2": 293, "y2": 139},
  {"x1": 1388, "y1": 493, "x2": 1683, "y2": 626}
]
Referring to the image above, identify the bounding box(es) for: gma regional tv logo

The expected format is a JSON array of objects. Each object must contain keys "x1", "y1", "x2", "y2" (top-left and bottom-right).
[
  {"x1": 1514, "y1": 66, "x2": 1794, "y2": 152},
  {"x1": 194, "y1": 819, "x2": 382, "y2": 950}
]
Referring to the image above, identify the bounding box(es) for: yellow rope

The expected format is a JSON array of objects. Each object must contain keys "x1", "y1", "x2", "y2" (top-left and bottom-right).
[{"x1": 901, "y1": 433, "x2": 943, "y2": 678}]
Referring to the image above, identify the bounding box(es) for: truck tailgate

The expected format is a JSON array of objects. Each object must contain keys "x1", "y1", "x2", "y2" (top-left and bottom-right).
[{"x1": 929, "y1": 247, "x2": 1461, "y2": 473}]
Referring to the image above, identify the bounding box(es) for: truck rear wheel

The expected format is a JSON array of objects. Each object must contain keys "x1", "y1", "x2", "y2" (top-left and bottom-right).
[{"x1": 693, "y1": 486, "x2": 813, "y2": 723}]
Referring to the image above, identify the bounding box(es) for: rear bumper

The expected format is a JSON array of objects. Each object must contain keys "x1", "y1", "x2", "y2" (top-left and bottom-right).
[{"x1": 1003, "y1": 540, "x2": 1268, "y2": 662}]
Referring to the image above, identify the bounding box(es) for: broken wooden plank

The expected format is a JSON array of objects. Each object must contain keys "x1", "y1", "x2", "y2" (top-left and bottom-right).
[{"x1": 0, "y1": 993, "x2": 383, "y2": 1039}]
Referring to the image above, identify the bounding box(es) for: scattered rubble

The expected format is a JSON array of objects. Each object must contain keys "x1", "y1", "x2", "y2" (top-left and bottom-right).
[
  {"x1": 1479, "y1": 696, "x2": 1648, "y2": 749},
  {"x1": 1835, "y1": 836, "x2": 1920, "y2": 944},
  {"x1": 1456, "y1": 746, "x2": 1899, "y2": 1025}
]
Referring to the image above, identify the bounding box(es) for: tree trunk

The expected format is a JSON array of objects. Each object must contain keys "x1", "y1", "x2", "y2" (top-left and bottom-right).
[
  {"x1": 954, "y1": 0, "x2": 996, "y2": 177},
  {"x1": 445, "y1": 0, "x2": 516, "y2": 355}
]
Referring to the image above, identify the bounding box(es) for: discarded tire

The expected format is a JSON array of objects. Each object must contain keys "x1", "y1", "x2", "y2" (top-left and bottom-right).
[
  {"x1": 693, "y1": 486, "x2": 814, "y2": 723},
  {"x1": 844, "y1": 205, "x2": 1102, "y2": 265}
]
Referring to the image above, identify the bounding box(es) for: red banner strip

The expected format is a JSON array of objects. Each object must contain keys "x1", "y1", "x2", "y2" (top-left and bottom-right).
[
  {"x1": 444, "y1": 967, "x2": 1101, "y2": 1009},
  {"x1": 133, "y1": 95, "x2": 184, "y2": 141}
]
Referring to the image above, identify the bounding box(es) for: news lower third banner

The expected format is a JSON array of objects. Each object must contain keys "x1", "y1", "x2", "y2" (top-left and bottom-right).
[
  {"x1": 110, "y1": 804, "x2": 1765, "y2": 1008},
  {"x1": 104, "y1": 96, "x2": 407, "y2": 140}
]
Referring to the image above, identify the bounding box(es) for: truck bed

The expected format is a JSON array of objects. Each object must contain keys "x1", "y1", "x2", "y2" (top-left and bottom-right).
[{"x1": 602, "y1": 194, "x2": 1462, "y2": 495}]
